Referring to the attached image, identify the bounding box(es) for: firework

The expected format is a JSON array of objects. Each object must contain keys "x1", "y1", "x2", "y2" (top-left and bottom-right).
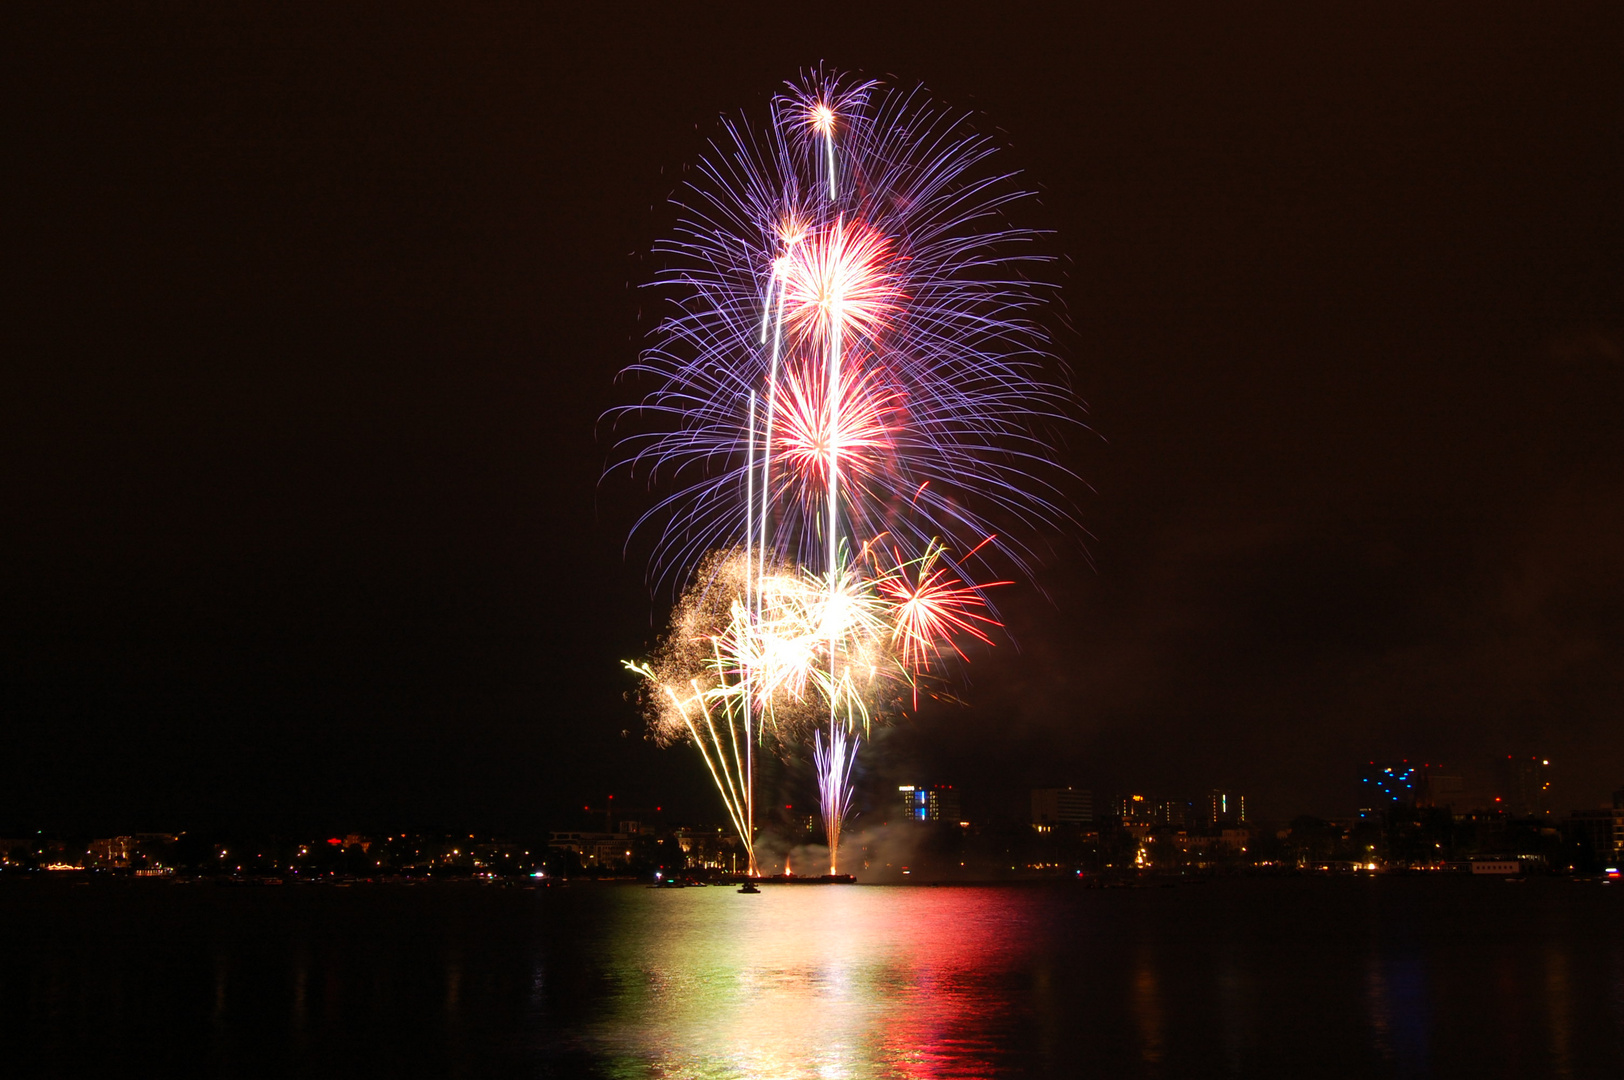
[
  {"x1": 608, "y1": 71, "x2": 1078, "y2": 595},
  {"x1": 614, "y1": 70, "x2": 1076, "y2": 874},
  {"x1": 815, "y1": 727, "x2": 857, "y2": 876},
  {"x1": 626, "y1": 545, "x2": 999, "y2": 870}
]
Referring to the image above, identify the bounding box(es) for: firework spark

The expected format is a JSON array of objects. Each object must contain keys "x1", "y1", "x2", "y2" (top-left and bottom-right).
[
  {"x1": 771, "y1": 358, "x2": 903, "y2": 536},
  {"x1": 777, "y1": 218, "x2": 897, "y2": 346},
  {"x1": 880, "y1": 539, "x2": 1008, "y2": 680}
]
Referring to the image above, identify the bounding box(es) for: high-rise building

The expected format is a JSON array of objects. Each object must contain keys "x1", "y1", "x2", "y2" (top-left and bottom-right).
[
  {"x1": 898, "y1": 784, "x2": 961, "y2": 824},
  {"x1": 1031, "y1": 787, "x2": 1093, "y2": 826},
  {"x1": 1113, "y1": 794, "x2": 1155, "y2": 824},
  {"x1": 1414, "y1": 765, "x2": 1463, "y2": 809},
  {"x1": 1209, "y1": 790, "x2": 1245, "y2": 826},
  {"x1": 1361, "y1": 761, "x2": 1428, "y2": 809},
  {"x1": 1359, "y1": 761, "x2": 1461, "y2": 812},
  {"x1": 1496, "y1": 756, "x2": 1553, "y2": 818},
  {"x1": 1154, "y1": 797, "x2": 1195, "y2": 827}
]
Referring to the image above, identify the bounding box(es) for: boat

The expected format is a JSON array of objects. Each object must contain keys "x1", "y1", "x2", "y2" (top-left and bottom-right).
[{"x1": 755, "y1": 873, "x2": 856, "y2": 885}]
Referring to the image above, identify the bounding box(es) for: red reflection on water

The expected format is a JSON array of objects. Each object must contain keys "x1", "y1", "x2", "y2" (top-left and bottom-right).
[
  {"x1": 599, "y1": 886, "x2": 1040, "y2": 1078},
  {"x1": 864, "y1": 889, "x2": 1033, "y2": 1077}
]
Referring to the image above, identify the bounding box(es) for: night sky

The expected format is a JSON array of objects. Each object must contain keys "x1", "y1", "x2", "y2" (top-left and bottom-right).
[{"x1": 5, "y1": 4, "x2": 1622, "y2": 834}]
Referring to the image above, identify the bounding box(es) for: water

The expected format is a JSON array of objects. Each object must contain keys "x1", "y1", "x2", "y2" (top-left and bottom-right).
[{"x1": 4, "y1": 876, "x2": 1622, "y2": 1078}]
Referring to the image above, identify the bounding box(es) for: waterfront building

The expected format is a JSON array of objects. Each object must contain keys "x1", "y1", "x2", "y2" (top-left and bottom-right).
[
  {"x1": 898, "y1": 784, "x2": 961, "y2": 824},
  {"x1": 1209, "y1": 789, "x2": 1246, "y2": 826},
  {"x1": 1565, "y1": 809, "x2": 1621, "y2": 872},
  {"x1": 1114, "y1": 794, "x2": 1155, "y2": 824},
  {"x1": 1616, "y1": 787, "x2": 1624, "y2": 861},
  {"x1": 1361, "y1": 761, "x2": 1418, "y2": 807},
  {"x1": 1414, "y1": 767, "x2": 1464, "y2": 809},
  {"x1": 1496, "y1": 755, "x2": 1553, "y2": 817},
  {"x1": 87, "y1": 837, "x2": 133, "y2": 868},
  {"x1": 1031, "y1": 787, "x2": 1093, "y2": 826},
  {"x1": 548, "y1": 830, "x2": 634, "y2": 869},
  {"x1": 1155, "y1": 798, "x2": 1195, "y2": 827},
  {"x1": 670, "y1": 827, "x2": 738, "y2": 870}
]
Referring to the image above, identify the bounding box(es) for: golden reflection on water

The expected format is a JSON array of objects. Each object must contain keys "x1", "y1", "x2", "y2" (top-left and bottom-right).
[
  {"x1": 591, "y1": 886, "x2": 1030, "y2": 1079},
  {"x1": 1130, "y1": 950, "x2": 1164, "y2": 1068}
]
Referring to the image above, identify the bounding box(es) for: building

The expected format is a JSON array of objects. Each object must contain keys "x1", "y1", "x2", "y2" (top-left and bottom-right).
[
  {"x1": 898, "y1": 784, "x2": 961, "y2": 824},
  {"x1": 1154, "y1": 798, "x2": 1195, "y2": 828},
  {"x1": 1615, "y1": 789, "x2": 1624, "y2": 863},
  {"x1": 1497, "y1": 756, "x2": 1553, "y2": 817},
  {"x1": 87, "y1": 837, "x2": 133, "y2": 868},
  {"x1": 1565, "y1": 798, "x2": 1623, "y2": 869},
  {"x1": 0, "y1": 839, "x2": 35, "y2": 868},
  {"x1": 1564, "y1": 810, "x2": 1617, "y2": 871},
  {"x1": 1359, "y1": 761, "x2": 1465, "y2": 811},
  {"x1": 1112, "y1": 794, "x2": 1155, "y2": 824},
  {"x1": 1414, "y1": 767, "x2": 1464, "y2": 809},
  {"x1": 470, "y1": 841, "x2": 522, "y2": 870},
  {"x1": 1209, "y1": 790, "x2": 1246, "y2": 826},
  {"x1": 1360, "y1": 762, "x2": 1419, "y2": 808},
  {"x1": 549, "y1": 830, "x2": 635, "y2": 869},
  {"x1": 1031, "y1": 787, "x2": 1093, "y2": 826}
]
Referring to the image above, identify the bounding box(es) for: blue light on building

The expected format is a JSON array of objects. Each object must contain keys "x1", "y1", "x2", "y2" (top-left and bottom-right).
[
  {"x1": 898, "y1": 784, "x2": 960, "y2": 824},
  {"x1": 1362, "y1": 761, "x2": 1418, "y2": 806}
]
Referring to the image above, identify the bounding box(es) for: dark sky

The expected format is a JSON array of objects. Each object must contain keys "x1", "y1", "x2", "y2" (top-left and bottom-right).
[{"x1": 4, "y1": 3, "x2": 1622, "y2": 833}]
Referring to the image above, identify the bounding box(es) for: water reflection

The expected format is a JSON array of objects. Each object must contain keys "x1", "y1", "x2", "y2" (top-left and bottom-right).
[
  {"x1": 592, "y1": 887, "x2": 1031, "y2": 1078},
  {"x1": 291, "y1": 944, "x2": 309, "y2": 1042},
  {"x1": 1544, "y1": 944, "x2": 1573, "y2": 1080},
  {"x1": 1364, "y1": 952, "x2": 1429, "y2": 1078},
  {"x1": 1130, "y1": 949, "x2": 1165, "y2": 1070},
  {"x1": 1613, "y1": 937, "x2": 1624, "y2": 1042},
  {"x1": 1212, "y1": 943, "x2": 1254, "y2": 1074},
  {"x1": 4, "y1": 878, "x2": 1622, "y2": 1077}
]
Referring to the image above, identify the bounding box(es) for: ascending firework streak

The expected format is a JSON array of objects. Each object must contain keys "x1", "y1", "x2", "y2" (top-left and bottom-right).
[
  {"x1": 814, "y1": 727, "x2": 856, "y2": 871},
  {"x1": 611, "y1": 70, "x2": 1078, "y2": 875}
]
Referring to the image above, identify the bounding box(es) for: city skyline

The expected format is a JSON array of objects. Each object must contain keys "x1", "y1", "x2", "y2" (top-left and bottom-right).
[{"x1": 13, "y1": 772, "x2": 1621, "y2": 881}]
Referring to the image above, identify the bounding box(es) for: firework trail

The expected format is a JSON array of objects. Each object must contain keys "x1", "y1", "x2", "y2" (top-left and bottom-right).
[
  {"x1": 613, "y1": 69, "x2": 1077, "y2": 874},
  {"x1": 815, "y1": 727, "x2": 857, "y2": 876}
]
